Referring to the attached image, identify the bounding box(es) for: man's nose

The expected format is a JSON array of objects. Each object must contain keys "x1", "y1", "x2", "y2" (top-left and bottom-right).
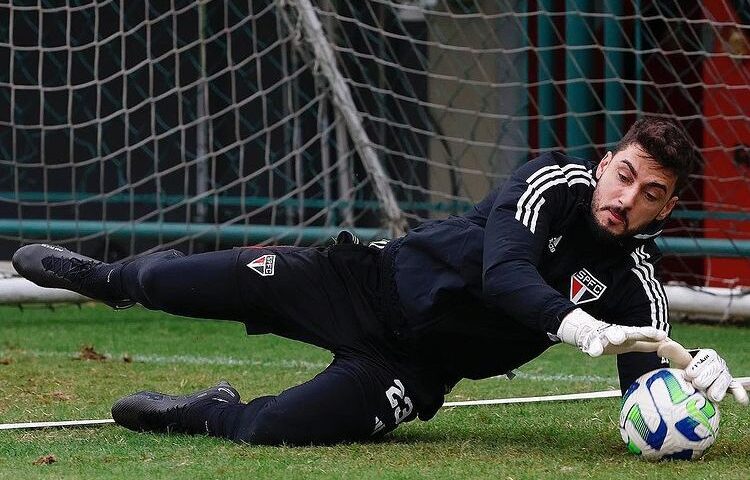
[{"x1": 618, "y1": 187, "x2": 638, "y2": 209}]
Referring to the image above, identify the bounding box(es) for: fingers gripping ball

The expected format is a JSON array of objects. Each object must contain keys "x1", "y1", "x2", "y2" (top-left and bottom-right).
[
  {"x1": 619, "y1": 368, "x2": 720, "y2": 461},
  {"x1": 684, "y1": 349, "x2": 731, "y2": 402}
]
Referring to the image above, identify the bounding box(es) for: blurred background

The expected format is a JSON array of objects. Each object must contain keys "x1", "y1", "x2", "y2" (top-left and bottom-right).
[{"x1": 0, "y1": 0, "x2": 749, "y2": 298}]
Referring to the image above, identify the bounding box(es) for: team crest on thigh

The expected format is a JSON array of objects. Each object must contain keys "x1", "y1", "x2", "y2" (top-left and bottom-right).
[
  {"x1": 247, "y1": 254, "x2": 276, "y2": 276},
  {"x1": 569, "y1": 268, "x2": 606, "y2": 305}
]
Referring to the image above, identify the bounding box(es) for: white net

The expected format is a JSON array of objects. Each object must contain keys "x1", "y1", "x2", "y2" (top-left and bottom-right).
[
  {"x1": 1, "y1": 0, "x2": 383, "y2": 262},
  {"x1": 2, "y1": 0, "x2": 750, "y2": 291}
]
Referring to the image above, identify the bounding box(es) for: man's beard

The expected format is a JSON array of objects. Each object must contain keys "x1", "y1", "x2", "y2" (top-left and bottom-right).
[
  {"x1": 587, "y1": 194, "x2": 653, "y2": 243},
  {"x1": 586, "y1": 205, "x2": 623, "y2": 244}
]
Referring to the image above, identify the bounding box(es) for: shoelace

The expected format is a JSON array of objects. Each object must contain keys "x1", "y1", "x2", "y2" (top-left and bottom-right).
[{"x1": 42, "y1": 256, "x2": 100, "y2": 283}]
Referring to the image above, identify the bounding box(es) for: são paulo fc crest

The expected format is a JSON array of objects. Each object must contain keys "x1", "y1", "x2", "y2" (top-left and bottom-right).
[
  {"x1": 247, "y1": 254, "x2": 276, "y2": 276},
  {"x1": 570, "y1": 268, "x2": 606, "y2": 305}
]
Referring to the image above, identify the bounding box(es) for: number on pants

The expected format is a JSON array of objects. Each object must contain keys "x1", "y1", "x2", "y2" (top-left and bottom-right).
[{"x1": 385, "y1": 379, "x2": 414, "y2": 425}]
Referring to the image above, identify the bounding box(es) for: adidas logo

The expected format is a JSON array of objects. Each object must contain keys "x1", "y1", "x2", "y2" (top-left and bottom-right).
[
  {"x1": 548, "y1": 235, "x2": 562, "y2": 253},
  {"x1": 372, "y1": 416, "x2": 385, "y2": 435}
]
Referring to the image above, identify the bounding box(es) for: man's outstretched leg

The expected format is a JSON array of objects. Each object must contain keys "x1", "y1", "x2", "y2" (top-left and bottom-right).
[
  {"x1": 111, "y1": 356, "x2": 419, "y2": 446},
  {"x1": 13, "y1": 242, "x2": 390, "y2": 350},
  {"x1": 12, "y1": 244, "x2": 248, "y2": 321}
]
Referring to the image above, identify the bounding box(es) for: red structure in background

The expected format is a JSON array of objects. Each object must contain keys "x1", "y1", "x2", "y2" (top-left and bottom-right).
[
  {"x1": 524, "y1": 1, "x2": 750, "y2": 287},
  {"x1": 701, "y1": 0, "x2": 750, "y2": 287}
]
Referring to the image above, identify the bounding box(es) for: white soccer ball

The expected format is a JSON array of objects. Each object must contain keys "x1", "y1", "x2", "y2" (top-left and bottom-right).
[{"x1": 619, "y1": 368, "x2": 720, "y2": 461}]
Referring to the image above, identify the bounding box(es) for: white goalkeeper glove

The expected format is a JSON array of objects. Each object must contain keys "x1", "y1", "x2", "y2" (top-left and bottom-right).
[
  {"x1": 683, "y1": 349, "x2": 749, "y2": 405},
  {"x1": 555, "y1": 308, "x2": 667, "y2": 357}
]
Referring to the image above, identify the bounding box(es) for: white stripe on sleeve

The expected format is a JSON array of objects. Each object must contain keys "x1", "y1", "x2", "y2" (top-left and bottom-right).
[
  {"x1": 515, "y1": 164, "x2": 593, "y2": 234},
  {"x1": 629, "y1": 246, "x2": 669, "y2": 331}
]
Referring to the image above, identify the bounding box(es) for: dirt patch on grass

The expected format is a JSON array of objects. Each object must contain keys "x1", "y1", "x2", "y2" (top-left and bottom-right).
[
  {"x1": 76, "y1": 345, "x2": 107, "y2": 361},
  {"x1": 50, "y1": 391, "x2": 73, "y2": 401},
  {"x1": 32, "y1": 454, "x2": 56, "y2": 465},
  {"x1": 0, "y1": 357, "x2": 12, "y2": 365}
]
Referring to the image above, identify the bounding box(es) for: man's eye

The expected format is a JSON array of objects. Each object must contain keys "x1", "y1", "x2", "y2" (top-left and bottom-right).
[
  {"x1": 645, "y1": 193, "x2": 658, "y2": 201},
  {"x1": 618, "y1": 173, "x2": 629, "y2": 182}
]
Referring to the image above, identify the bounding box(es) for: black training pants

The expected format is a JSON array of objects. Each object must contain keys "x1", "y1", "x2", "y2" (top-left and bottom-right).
[{"x1": 116, "y1": 245, "x2": 422, "y2": 445}]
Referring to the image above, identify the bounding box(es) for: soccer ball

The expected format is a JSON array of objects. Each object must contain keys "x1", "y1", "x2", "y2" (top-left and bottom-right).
[{"x1": 619, "y1": 368, "x2": 720, "y2": 461}]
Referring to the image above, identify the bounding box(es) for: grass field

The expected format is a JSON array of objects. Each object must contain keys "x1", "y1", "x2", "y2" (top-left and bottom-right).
[{"x1": 0, "y1": 304, "x2": 748, "y2": 479}]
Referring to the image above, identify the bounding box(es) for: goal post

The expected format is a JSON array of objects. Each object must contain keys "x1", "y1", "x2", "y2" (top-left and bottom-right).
[{"x1": 1, "y1": 1, "x2": 750, "y2": 317}]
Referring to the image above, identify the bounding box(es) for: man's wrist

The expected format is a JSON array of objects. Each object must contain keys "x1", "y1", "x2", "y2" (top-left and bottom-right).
[{"x1": 547, "y1": 304, "x2": 579, "y2": 342}]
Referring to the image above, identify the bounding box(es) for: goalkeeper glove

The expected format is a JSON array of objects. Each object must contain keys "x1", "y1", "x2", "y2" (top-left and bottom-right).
[
  {"x1": 684, "y1": 348, "x2": 749, "y2": 405},
  {"x1": 555, "y1": 308, "x2": 667, "y2": 357}
]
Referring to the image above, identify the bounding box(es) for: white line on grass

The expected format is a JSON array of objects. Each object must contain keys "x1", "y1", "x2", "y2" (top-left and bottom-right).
[
  {"x1": 508, "y1": 372, "x2": 618, "y2": 383},
  {"x1": 3, "y1": 349, "x2": 330, "y2": 370},
  {"x1": 0, "y1": 390, "x2": 627, "y2": 431},
  {"x1": 1, "y1": 349, "x2": 620, "y2": 383},
  {"x1": 0, "y1": 419, "x2": 115, "y2": 430},
  {"x1": 3, "y1": 378, "x2": 748, "y2": 431},
  {"x1": 445, "y1": 377, "x2": 750, "y2": 407},
  {"x1": 4, "y1": 350, "x2": 748, "y2": 389},
  {"x1": 443, "y1": 389, "x2": 622, "y2": 407}
]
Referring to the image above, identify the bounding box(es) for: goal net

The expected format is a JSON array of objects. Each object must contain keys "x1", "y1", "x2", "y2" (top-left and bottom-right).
[{"x1": 1, "y1": 1, "x2": 749, "y2": 311}]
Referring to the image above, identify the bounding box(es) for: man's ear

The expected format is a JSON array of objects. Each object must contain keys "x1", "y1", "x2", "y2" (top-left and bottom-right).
[
  {"x1": 596, "y1": 151, "x2": 613, "y2": 180},
  {"x1": 656, "y1": 196, "x2": 679, "y2": 221}
]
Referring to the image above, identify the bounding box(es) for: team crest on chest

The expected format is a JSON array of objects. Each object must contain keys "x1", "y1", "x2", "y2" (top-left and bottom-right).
[
  {"x1": 247, "y1": 254, "x2": 276, "y2": 276},
  {"x1": 569, "y1": 268, "x2": 606, "y2": 304}
]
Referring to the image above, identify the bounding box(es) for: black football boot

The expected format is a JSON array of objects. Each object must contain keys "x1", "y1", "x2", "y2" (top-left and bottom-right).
[
  {"x1": 12, "y1": 243, "x2": 135, "y2": 309},
  {"x1": 111, "y1": 381, "x2": 241, "y2": 434}
]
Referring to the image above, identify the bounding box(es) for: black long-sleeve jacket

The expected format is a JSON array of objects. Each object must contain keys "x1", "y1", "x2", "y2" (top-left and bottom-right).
[{"x1": 383, "y1": 152, "x2": 669, "y2": 400}]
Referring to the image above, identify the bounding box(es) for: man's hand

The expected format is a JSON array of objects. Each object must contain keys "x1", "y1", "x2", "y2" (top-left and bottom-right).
[
  {"x1": 555, "y1": 308, "x2": 667, "y2": 357},
  {"x1": 684, "y1": 349, "x2": 749, "y2": 405}
]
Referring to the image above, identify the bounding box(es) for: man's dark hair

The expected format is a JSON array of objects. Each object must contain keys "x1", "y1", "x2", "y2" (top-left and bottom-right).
[{"x1": 614, "y1": 117, "x2": 695, "y2": 195}]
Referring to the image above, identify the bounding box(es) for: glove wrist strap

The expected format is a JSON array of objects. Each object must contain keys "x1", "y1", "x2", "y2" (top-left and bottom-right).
[{"x1": 556, "y1": 308, "x2": 601, "y2": 347}]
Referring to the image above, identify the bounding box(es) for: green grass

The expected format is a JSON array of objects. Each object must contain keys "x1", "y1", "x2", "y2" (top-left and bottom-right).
[{"x1": 0, "y1": 304, "x2": 748, "y2": 479}]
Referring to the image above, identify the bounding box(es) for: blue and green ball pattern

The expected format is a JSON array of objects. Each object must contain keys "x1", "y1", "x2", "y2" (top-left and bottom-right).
[{"x1": 619, "y1": 368, "x2": 720, "y2": 461}]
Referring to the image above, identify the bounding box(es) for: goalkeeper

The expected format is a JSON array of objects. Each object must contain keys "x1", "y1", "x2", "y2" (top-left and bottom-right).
[{"x1": 12, "y1": 117, "x2": 747, "y2": 445}]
